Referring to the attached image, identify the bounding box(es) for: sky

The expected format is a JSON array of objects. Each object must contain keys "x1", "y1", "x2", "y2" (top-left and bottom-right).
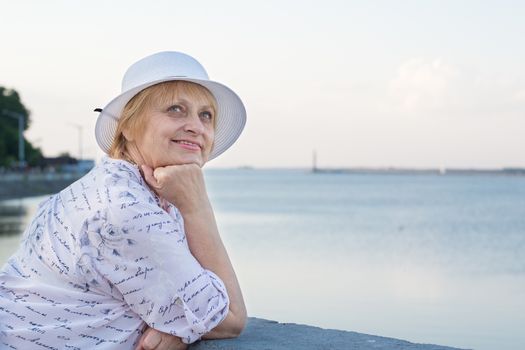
[{"x1": 1, "y1": 0, "x2": 524, "y2": 169}]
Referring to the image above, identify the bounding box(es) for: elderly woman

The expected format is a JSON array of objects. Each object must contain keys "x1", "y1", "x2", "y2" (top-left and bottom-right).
[{"x1": 0, "y1": 51, "x2": 247, "y2": 349}]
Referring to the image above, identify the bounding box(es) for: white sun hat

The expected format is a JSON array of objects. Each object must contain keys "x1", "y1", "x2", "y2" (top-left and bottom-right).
[{"x1": 95, "y1": 51, "x2": 246, "y2": 161}]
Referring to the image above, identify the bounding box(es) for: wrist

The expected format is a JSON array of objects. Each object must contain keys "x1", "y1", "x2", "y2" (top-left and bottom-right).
[{"x1": 178, "y1": 200, "x2": 214, "y2": 218}]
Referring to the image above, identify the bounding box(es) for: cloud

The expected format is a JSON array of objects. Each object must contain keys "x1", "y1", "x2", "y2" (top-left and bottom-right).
[
  {"x1": 514, "y1": 89, "x2": 525, "y2": 102},
  {"x1": 387, "y1": 57, "x2": 525, "y2": 118},
  {"x1": 389, "y1": 58, "x2": 459, "y2": 114}
]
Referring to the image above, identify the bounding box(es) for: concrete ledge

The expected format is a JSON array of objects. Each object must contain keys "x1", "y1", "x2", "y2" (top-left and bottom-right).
[{"x1": 190, "y1": 318, "x2": 467, "y2": 350}]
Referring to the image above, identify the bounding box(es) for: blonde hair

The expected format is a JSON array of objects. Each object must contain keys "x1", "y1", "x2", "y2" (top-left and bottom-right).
[{"x1": 109, "y1": 81, "x2": 218, "y2": 160}]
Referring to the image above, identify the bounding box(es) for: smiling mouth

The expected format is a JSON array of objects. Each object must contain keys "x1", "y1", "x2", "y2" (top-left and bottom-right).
[{"x1": 172, "y1": 140, "x2": 202, "y2": 150}]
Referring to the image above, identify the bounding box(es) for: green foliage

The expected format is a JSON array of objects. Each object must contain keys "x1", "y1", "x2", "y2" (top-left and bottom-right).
[{"x1": 0, "y1": 86, "x2": 43, "y2": 167}]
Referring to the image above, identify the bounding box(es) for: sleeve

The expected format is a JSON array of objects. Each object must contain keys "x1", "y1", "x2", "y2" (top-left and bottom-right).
[{"x1": 88, "y1": 182, "x2": 230, "y2": 344}]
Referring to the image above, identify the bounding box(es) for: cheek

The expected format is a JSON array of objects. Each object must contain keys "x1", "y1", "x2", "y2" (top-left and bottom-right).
[
  {"x1": 147, "y1": 121, "x2": 171, "y2": 145},
  {"x1": 141, "y1": 126, "x2": 168, "y2": 154},
  {"x1": 206, "y1": 130, "x2": 215, "y2": 152}
]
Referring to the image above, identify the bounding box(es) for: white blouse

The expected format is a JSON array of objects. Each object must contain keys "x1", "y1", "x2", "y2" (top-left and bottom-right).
[{"x1": 0, "y1": 157, "x2": 230, "y2": 349}]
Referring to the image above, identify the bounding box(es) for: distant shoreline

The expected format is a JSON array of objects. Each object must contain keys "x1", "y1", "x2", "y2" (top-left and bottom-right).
[
  {"x1": 1, "y1": 167, "x2": 523, "y2": 202},
  {"x1": 0, "y1": 173, "x2": 84, "y2": 201},
  {"x1": 311, "y1": 167, "x2": 525, "y2": 176},
  {"x1": 219, "y1": 166, "x2": 525, "y2": 176}
]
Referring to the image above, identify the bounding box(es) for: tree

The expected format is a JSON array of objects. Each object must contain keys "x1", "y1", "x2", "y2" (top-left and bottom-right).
[{"x1": 0, "y1": 86, "x2": 43, "y2": 167}]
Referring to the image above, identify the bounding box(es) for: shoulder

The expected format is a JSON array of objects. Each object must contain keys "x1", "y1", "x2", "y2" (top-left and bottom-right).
[
  {"x1": 98, "y1": 157, "x2": 143, "y2": 188},
  {"x1": 93, "y1": 158, "x2": 171, "y2": 228},
  {"x1": 57, "y1": 157, "x2": 157, "y2": 219},
  {"x1": 95, "y1": 157, "x2": 155, "y2": 206},
  {"x1": 77, "y1": 159, "x2": 169, "y2": 252}
]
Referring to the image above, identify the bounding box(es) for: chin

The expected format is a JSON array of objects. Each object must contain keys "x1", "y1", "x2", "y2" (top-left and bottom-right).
[{"x1": 175, "y1": 157, "x2": 205, "y2": 167}]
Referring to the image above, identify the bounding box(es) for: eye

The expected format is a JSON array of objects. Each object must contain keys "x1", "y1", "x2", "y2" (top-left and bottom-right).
[
  {"x1": 199, "y1": 110, "x2": 213, "y2": 122},
  {"x1": 167, "y1": 104, "x2": 184, "y2": 113}
]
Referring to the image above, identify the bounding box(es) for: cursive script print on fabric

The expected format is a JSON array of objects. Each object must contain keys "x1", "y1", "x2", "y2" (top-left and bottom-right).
[{"x1": 0, "y1": 157, "x2": 229, "y2": 349}]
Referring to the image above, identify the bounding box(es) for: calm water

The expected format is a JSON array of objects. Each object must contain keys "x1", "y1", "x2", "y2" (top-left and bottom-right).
[{"x1": 1, "y1": 169, "x2": 524, "y2": 350}]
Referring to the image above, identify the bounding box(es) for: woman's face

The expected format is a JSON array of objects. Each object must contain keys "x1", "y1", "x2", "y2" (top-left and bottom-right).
[{"x1": 129, "y1": 87, "x2": 215, "y2": 168}]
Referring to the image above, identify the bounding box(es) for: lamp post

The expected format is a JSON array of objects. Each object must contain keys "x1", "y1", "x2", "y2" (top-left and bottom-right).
[{"x1": 1, "y1": 109, "x2": 26, "y2": 168}]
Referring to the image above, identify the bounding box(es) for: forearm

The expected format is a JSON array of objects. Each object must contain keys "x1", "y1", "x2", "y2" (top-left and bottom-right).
[
  {"x1": 181, "y1": 204, "x2": 247, "y2": 336},
  {"x1": 140, "y1": 164, "x2": 247, "y2": 337}
]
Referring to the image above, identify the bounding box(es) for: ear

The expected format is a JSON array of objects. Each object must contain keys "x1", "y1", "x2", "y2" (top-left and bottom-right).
[{"x1": 122, "y1": 128, "x2": 134, "y2": 142}]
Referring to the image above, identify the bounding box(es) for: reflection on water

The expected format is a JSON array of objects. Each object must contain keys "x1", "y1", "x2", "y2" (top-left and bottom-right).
[
  {"x1": 0, "y1": 196, "x2": 49, "y2": 264},
  {"x1": 206, "y1": 170, "x2": 525, "y2": 350},
  {"x1": 0, "y1": 203, "x2": 27, "y2": 235}
]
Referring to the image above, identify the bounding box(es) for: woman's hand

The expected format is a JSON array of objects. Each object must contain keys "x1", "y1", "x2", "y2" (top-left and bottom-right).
[
  {"x1": 141, "y1": 164, "x2": 210, "y2": 215},
  {"x1": 135, "y1": 327, "x2": 188, "y2": 350}
]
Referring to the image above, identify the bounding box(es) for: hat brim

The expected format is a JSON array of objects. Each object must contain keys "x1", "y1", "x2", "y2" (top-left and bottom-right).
[{"x1": 95, "y1": 77, "x2": 246, "y2": 161}]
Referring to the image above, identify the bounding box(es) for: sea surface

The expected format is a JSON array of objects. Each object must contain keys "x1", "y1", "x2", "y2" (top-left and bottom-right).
[{"x1": 1, "y1": 169, "x2": 524, "y2": 350}]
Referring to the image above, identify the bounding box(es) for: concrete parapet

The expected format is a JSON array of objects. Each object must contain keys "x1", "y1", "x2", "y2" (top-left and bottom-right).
[{"x1": 190, "y1": 318, "x2": 466, "y2": 350}]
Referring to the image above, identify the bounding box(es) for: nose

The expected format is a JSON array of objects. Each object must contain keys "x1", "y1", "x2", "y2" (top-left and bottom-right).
[{"x1": 183, "y1": 111, "x2": 205, "y2": 134}]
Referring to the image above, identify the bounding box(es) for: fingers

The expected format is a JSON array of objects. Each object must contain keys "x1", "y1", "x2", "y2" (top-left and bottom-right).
[
  {"x1": 136, "y1": 327, "x2": 188, "y2": 350},
  {"x1": 153, "y1": 166, "x2": 170, "y2": 186},
  {"x1": 144, "y1": 330, "x2": 163, "y2": 349},
  {"x1": 141, "y1": 163, "x2": 208, "y2": 210},
  {"x1": 136, "y1": 327, "x2": 161, "y2": 350},
  {"x1": 141, "y1": 164, "x2": 160, "y2": 189},
  {"x1": 152, "y1": 333, "x2": 188, "y2": 350},
  {"x1": 152, "y1": 164, "x2": 203, "y2": 188}
]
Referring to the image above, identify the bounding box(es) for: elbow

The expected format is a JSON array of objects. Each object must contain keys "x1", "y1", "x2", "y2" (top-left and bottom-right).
[
  {"x1": 230, "y1": 311, "x2": 247, "y2": 337},
  {"x1": 222, "y1": 308, "x2": 248, "y2": 338},
  {"x1": 202, "y1": 309, "x2": 247, "y2": 340}
]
